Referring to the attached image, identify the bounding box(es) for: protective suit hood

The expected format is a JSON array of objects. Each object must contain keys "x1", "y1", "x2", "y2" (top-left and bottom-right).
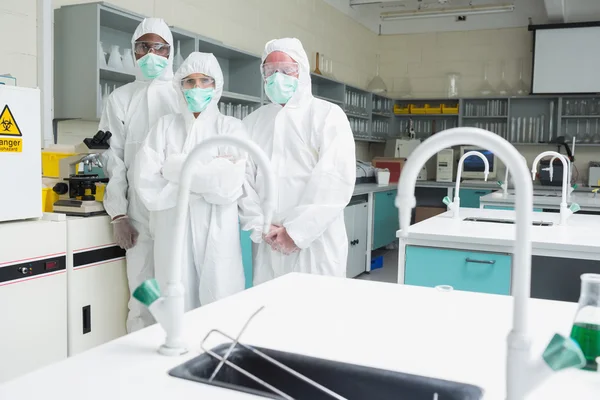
[
  {"x1": 262, "y1": 38, "x2": 312, "y2": 107},
  {"x1": 173, "y1": 52, "x2": 224, "y2": 124},
  {"x1": 131, "y1": 18, "x2": 174, "y2": 82}
]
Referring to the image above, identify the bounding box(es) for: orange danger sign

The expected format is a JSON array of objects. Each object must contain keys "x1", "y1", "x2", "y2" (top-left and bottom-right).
[{"x1": 0, "y1": 105, "x2": 22, "y2": 137}]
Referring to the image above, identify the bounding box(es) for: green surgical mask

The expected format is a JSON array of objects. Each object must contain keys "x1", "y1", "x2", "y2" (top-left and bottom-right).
[
  {"x1": 184, "y1": 87, "x2": 214, "y2": 113},
  {"x1": 264, "y1": 72, "x2": 299, "y2": 104},
  {"x1": 137, "y1": 53, "x2": 169, "y2": 80}
]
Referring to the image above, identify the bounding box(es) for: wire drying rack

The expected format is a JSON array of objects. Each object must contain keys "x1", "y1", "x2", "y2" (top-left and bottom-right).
[{"x1": 199, "y1": 306, "x2": 443, "y2": 400}]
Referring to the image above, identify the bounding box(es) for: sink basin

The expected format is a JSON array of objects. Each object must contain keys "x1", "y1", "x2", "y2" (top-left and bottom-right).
[
  {"x1": 169, "y1": 344, "x2": 484, "y2": 399},
  {"x1": 463, "y1": 217, "x2": 553, "y2": 226}
]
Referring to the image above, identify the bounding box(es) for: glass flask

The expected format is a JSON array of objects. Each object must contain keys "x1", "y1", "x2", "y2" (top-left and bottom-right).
[
  {"x1": 122, "y1": 48, "x2": 136, "y2": 73},
  {"x1": 514, "y1": 58, "x2": 529, "y2": 96},
  {"x1": 107, "y1": 45, "x2": 124, "y2": 70},
  {"x1": 570, "y1": 273, "x2": 600, "y2": 371},
  {"x1": 496, "y1": 61, "x2": 511, "y2": 96},
  {"x1": 98, "y1": 42, "x2": 107, "y2": 67},
  {"x1": 173, "y1": 41, "x2": 184, "y2": 72},
  {"x1": 478, "y1": 62, "x2": 495, "y2": 96}
]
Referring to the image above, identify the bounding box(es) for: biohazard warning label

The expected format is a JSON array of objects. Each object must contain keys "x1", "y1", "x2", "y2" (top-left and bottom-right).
[
  {"x1": 0, "y1": 105, "x2": 23, "y2": 152},
  {"x1": 0, "y1": 105, "x2": 22, "y2": 137}
]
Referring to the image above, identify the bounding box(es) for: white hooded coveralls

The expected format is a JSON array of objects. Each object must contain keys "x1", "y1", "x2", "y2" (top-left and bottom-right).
[
  {"x1": 134, "y1": 52, "x2": 246, "y2": 310},
  {"x1": 100, "y1": 18, "x2": 180, "y2": 332},
  {"x1": 239, "y1": 38, "x2": 356, "y2": 285}
]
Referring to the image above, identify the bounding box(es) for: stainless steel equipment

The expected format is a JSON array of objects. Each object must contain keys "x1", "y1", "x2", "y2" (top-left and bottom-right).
[
  {"x1": 588, "y1": 162, "x2": 600, "y2": 187},
  {"x1": 436, "y1": 148, "x2": 454, "y2": 182},
  {"x1": 384, "y1": 138, "x2": 420, "y2": 158}
]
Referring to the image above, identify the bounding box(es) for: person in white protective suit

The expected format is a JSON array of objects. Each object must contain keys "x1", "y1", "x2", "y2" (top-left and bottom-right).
[
  {"x1": 134, "y1": 52, "x2": 246, "y2": 310},
  {"x1": 100, "y1": 18, "x2": 180, "y2": 332},
  {"x1": 239, "y1": 38, "x2": 356, "y2": 285}
]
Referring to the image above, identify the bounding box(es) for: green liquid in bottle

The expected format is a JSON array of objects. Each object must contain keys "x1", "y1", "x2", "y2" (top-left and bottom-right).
[{"x1": 570, "y1": 322, "x2": 600, "y2": 371}]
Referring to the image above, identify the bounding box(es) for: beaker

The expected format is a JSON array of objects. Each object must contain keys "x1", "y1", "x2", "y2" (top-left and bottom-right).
[{"x1": 570, "y1": 273, "x2": 600, "y2": 371}]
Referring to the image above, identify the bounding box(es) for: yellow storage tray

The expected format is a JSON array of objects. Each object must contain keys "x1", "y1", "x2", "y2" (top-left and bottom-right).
[
  {"x1": 42, "y1": 151, "x2": 77, "y2": 178},
  {"x1": 424, "y1": 104, "x2": 442, "y2": 114},
  {"x1": 393, "y1": 104, "x2": 410, "y2": 114},
  {"x1": 442, "y1": 104, "x2": 459, "y2": 114},
  {"x1": 409, "y1": 104, "x2": 428, "y2": 114}
]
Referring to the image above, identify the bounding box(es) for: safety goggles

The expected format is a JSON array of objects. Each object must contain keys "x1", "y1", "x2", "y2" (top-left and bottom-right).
[
  {"x1": 180, "y1": 76, "x2": 216, "y2": 89},
  {"x1": 261, "y1": 62, "x2": 299, "y2": 78},
  {"x1": 134, "y1": 41, "x2": 171, "y2": 56}
]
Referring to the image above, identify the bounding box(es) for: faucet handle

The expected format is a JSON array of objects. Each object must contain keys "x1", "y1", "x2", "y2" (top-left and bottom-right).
[
  {"x1": 442, "y1": 196, "x2": 452, "y2": 207},
  {"x1": 542, "y1": 334, "x2": 586, "y2": 371},
  {"x1": 569, "y1": 203, "x2": 581, "y2": 214},
  {"x1": 133, "y1": 279, "x2": 161, "y2": 307}
]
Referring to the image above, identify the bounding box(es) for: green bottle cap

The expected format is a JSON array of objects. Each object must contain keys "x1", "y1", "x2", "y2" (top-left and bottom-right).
[
  {"x1": 133, "y1": 279, "x2": 161, "y2": 307},
  {"x1": 542, "y1": 334, "x2": 586, "y2": 371}
]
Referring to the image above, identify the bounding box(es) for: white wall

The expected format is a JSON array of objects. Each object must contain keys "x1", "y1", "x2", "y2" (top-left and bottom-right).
[
  {"x1": 0, "y1": 0, "x2": 37, "y2": 88},
  {"x1": 379, "y1": 27, "x2": 533, "y2": 99}
]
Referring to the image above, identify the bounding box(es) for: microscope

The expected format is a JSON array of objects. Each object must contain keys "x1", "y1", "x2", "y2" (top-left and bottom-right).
[{"x1": 52, "y1": 131, "x2": 111, "y2": 217}]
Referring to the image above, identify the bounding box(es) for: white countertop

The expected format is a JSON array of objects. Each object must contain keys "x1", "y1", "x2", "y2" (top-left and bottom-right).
[
  {"x1": 399, "y1": 208, "x2": 600, "y2": 260},
  {"x1": 480, "y1": 191, "x2": 600, "y2": 210},
  {"x1": 1, "y1": 273, "x2": 598, "y2": 399},
  {"x1": 354, "y1": 181, "x2": 593, "y2": 197}
]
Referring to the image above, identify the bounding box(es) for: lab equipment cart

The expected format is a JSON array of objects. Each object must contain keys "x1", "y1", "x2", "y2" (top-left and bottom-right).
[{"x1": 0, "y1": 217, "x2": 68, "y2": 383}]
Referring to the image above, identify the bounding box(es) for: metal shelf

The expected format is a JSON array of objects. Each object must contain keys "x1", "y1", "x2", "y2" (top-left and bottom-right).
[
  {"x1": 314, "y1": 95, "x2": 343, "y2": 105},
  {"x1": 354, "y1": 136, "x2": 386, "y2": 143},
  {"x1": 561, "y1": 115, "x2": 600, "y2": 119},
  {"x1": 345, "y1": 111, "x2": 370, "y2": 119},
  {"x1": 462, "y1": 115, "x2": 508, "y2": 119},
  {"x1": 221, "y1": 91, "x2": 262, "y2": 104},
  {"x1": 372, "y1": 112, "x2": 393, "y2": 118},
  {"x1": 99, "y1": 67, "x2": 135, "y2": 83},
  {"x1": 394, "y1": 114, "x2": 458, "y2": 117}
]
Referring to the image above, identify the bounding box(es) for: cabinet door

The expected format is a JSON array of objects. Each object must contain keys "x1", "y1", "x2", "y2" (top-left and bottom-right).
[
  {"x1": 455, "y1": 189, "x2": 493, "y2": 208},
  {"x1": 405, "y1": 245, "x2": 512, "y2": 295},
  {"x1": 348, "y1": 203, "x2": 368, "y2": 278},
  {"x1": 373, "y1": 190, "x2": 399, "y2": 250},
  {"x1": 344, "y1": 205, "x2": 356, "y2": 277},
  {"x1": 240, "y1": 229, "x2": 253, "y2": 289}
]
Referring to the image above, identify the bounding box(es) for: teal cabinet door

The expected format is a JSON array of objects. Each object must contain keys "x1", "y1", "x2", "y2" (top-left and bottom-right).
[
  {"x1": 372, "y1": 190, "x2": 399, "y2": 250},
  {"x1": 240, "y1": 229, "x2": 253, "y2": 289},
  {"x1": 405, "y1": 245, "x2": 511, "y2": 295},
  {"x1": 454, "y1": 189, "x2": 493, "y2": 208},
  {"x1": 483, "y1": 205, "x2": 543, "y2": 212}
]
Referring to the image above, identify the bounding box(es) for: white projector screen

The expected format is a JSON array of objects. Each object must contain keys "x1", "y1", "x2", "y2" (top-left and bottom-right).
[{"x1": 532, "y1": 25, "x2": 600, "y2": 94}]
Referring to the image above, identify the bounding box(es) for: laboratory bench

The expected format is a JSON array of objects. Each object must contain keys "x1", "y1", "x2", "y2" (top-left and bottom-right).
[
  {"x1": 348, "y1": 180, "x2": 524, "y2": 279},
  {"x1": 480, "y1": 190, "x2": 600, "y2": 213},
  {"x1": 1, "y1": 273, "x2": 598, "y2": 400},
  {"x1": 397, "y1": 208, "x2": 600, "y2": 303}
]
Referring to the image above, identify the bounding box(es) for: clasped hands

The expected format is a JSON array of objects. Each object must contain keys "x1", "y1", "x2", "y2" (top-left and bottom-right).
[{"x1": 264, "y1": 225, "x2": 299, "y2": 255}]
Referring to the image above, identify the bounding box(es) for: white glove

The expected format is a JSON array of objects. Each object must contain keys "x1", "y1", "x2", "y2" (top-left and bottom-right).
[{"x1": 161, "y1": 154, "x2": 188, "y2": 183}]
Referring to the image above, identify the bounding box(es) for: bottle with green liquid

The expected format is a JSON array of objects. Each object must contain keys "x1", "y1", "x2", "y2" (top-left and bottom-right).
[{"x1": 570, "y1": 273, "x2": 600, "y2": 371}]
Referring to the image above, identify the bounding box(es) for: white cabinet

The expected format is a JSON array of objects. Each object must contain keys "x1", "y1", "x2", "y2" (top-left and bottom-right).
[{"x1": 344, "y1": 202, "x2": 368, "y2": 278}]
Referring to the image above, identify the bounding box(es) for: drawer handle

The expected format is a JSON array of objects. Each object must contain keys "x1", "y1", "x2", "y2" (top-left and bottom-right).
[{"x1": 465, "y1": 258, "x2": 496, "y2": 265}]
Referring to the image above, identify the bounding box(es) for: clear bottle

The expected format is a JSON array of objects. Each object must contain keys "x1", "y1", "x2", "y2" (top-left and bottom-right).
[
  {"x1": 570, "y1": 273, "x2": 600, "y2": 371},
  {"x1": 98, "y1": 42, "x2": 107, "y2": 68}
]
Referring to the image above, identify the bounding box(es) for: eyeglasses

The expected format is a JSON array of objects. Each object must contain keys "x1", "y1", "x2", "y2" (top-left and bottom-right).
[
  {"x1": 181, "y1": 76, "x2": 215, "y2": 89},
  {"x1": 134, "y1": 41, "x2": 171, "y2": 56},
  {"x1": 261, "y1": 62, "x2": 299, "y2": 78}
]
